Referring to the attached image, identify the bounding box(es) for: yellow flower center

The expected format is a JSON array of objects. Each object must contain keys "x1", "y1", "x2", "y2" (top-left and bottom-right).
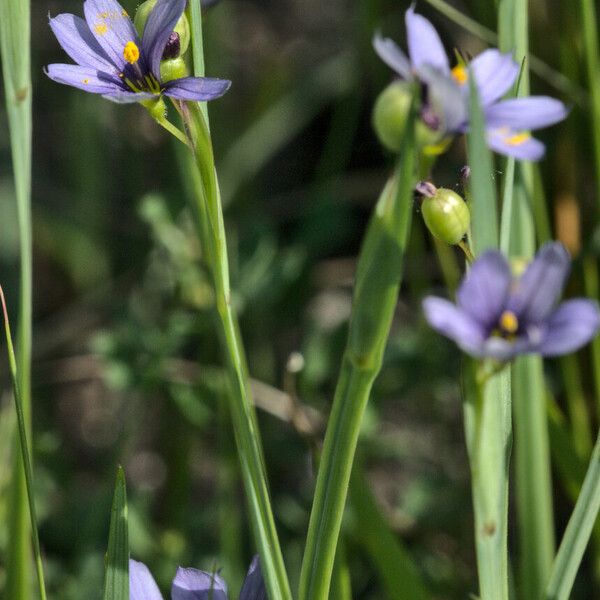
[
  {"x1": 505, "y1": 132, "x2": 531, "y2": 146},
  {"x1": 451, "y1": 65, "x2": 468, "y2": 85},
  {"x1": 123, "y1": 41, "x2": 140, "y2": 64},
  {"x1": 499, "y1": 310, "x2": 519, "y2": 334}
]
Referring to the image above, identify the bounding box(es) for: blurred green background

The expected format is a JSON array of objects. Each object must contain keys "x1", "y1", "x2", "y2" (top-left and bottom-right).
[{"x1": 0, "y1": 0, "x2": 598, "y2": 597}]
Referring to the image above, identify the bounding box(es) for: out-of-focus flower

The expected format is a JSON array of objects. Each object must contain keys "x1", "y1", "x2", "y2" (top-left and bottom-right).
[
  {"x1": 130, "y1": 555, "x2": 265, "y2": 600},
  {"x1": 46, "y1": 0, "x2": 230, "y2": 105},
  {"x1": 373, "y1": 8, "x2": 466, "y2": 143},
  {"x1": 423, "y1": 242, "x2": 600, "y2": 361},
  {"x1": 374, "y1": 8, "x2": 568, "y2": 160}
]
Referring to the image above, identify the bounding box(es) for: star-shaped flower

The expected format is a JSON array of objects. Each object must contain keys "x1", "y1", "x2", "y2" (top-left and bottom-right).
[
  {"x1": 374, "y1": 7, "x2": 568, "y2": 160},
  {"x1": 46, "y1": 0, "x2": 230, "y2": 104},
  {"x1": 130, "y1": 555, "x2": 266, "y2": 600},
  {"x1": 423, "y1": 242, "x2": 600, "y2": 361}
]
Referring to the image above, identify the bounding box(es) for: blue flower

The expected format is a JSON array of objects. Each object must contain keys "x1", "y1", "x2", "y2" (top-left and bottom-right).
[
  {"x1": 374, "y1": 8, "x2": 568, "y2": 160},
  {"x1": 423, "y1": 243, "x2": 600, "y2": 361},
  {"x1": 130, "y1": 555, "x2": 265, "y2": 600},
  {"x1": 46, "y1": 0, "x2": 230, "y2": 103}
]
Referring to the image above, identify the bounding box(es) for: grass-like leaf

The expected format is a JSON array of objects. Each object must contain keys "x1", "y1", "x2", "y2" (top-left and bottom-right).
[
  {"x1": 0, "y1": 287, "x2": 46, "y2": 600},
  {"x1": 545, "y1": 430, "x2": 600, "y2": 599},
  {"x1": 0, "y1": 0, "x2": 33, "y2": 595},
  {"x1": 103, "y1": 466, "x2": 129, "y2": 600},
  {"x1": 498, "y1": 2, "x2": 557, "y2": 595},
  {"x1": 350, "y1": 467, "x2": 430, "y2": 600}
]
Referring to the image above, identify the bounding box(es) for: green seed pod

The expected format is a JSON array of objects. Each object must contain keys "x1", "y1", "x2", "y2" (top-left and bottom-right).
[
  {"x1": 134, "y1": 0, "x2": 191, "y2": 57},
  {"x1": 421, "y1": 187, "x2": 471, "y2": 245},
  {"x1": 160, "y1": 57, "x2": 188, "y2": 83},
  {"x1": 372, "y1": 81, "x2": 443, "y2": 153}
]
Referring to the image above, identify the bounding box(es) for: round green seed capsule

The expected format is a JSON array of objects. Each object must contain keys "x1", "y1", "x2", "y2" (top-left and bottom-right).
[
  {"x1": 421, "y1": 188, "x2": 470, "y2": 245},
  {"x1": 134, "y1": 0, "x2": 191, "y2": 57},
  {"x1": 372, "y1": 81, "x2": 443, "y2": 153},
  {"x1": 160, "y1": 57, "x2": 188, "y2": 83}
]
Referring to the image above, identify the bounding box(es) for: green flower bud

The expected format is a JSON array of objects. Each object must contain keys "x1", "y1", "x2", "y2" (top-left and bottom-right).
[
  {"x1": 372, "y1": 81, "x2": 444, "y2": 153},
  {"x1": 160, "y1": 57, "x2": 188, "y2": 83},
  {"x1": 134, "y1": 0, "x2": 190, "y2": 57},
  {"x1": 421, "y1": 186, "x2": 471, "y2": 245}
]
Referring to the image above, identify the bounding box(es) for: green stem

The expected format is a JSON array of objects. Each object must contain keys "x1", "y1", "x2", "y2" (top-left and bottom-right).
[
  {"x1": 156, "y1": 115, "x2": 190, "y2": 147},
  {"x1": 498, "y1": 2, "x2": 556, "y2": 596},
  {"x1": 464, "y1": 362, "x2": 512, "y2": 600},
  {"x1": 0, "y1": 288, "x2": 46, "y2": 600},
  {"x1": 580, "y1": 0, "x2": 600, "y2": 420},
  {"x1": 182, "y1": 10, "x2": 290, "y2": 597},
  {"x1": 181, "y1": 101, "x2": 291, "y2": 600},
  {"x1": 299, "y1": 116, "x2": 416, "y2": 600},
  {"x1": 0, "y1": 0, "x2": 33, "y2": 595},
  {"x1": 583, "y1": 256, "x2": 600, "y2": 419}
]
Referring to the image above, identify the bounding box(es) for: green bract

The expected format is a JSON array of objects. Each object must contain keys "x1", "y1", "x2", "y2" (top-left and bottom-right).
[
  {"x1": 134, "y1": 0, "x2": 191, "y2": 57},
  {"x1": 421, "y1": 187, "x2": 470, "y2": 245},
  {"x1": 372, "y1": 82, "x2": 442, "y2": 153}
]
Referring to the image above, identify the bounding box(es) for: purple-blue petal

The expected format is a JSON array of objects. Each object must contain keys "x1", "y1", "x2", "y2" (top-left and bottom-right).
[
  {"x1": 507, "y1": 242, "x2": 571, "y2": 323},
  {"x1": 457, "y1": 250, "x2": 512, "y2": 330},
  {"x1": 417, "y1": 64, "x2": 467, "y2": 133},
  {"x1": 536, "y1": 299, "x2": 600, "y2": 356},
  {"x1": 83, "y1": 0, "x2": 140, "y2": 70},
  {"x1": 239, "y1": 556, "x2": 267, "y2": 600},
  {"x1": 480, "y1": 335, "x2": 532, "y2": 361},
  {"x1": 405, "y1": 7, "x2": 449, "y2": 74},
  {"x1": 423, "y1": 296, "x2": 486, "y2": 356},
  {"x1": 130, "y1": 560, "x2": 163, "y2": 600},
  {"x1": 171, "y1": 567, "x2": 228, "y2": 600},
  {"x1": 485, "y1": 96, "x2": 569, "y2": 131},
  {"x1": 45, "y1": 63, "x2": 123, "y2": 94},
  {"x1": 372, "y1": 33, "x2": 411, "y2": 79},
  {"x1": 49, "y1": 13, "x2": 116, "y2": 71},
  {"x1": 486, "y1": 128, "x2": 546, "y2": 160},
  {"x1": 470, "y1": 49, "x2": 519, "y2": 106},
  {"x1": 163, "y1": 76, "x2": 231, "y2": 101},
  {"x1": 141, "y1": 0, "x2": 186, "y2": 78},
  {"x1": 102, "y1": 90, "x2": 157, "y2": 103}
]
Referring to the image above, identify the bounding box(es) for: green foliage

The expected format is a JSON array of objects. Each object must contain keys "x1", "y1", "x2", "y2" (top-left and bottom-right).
[{"x1": 103, "y1": 467, "x2": 129, "y2": 600}]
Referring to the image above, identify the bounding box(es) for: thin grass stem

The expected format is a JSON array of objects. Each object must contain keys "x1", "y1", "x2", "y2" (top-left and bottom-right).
[{"x1": 0, "y1": 287, "x2": 46, "y2": 600}]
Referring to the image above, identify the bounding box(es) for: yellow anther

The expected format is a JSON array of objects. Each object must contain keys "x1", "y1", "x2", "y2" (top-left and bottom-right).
[
  {"x1": 122, "y1": 9, "x2": 129, "y2": 16},
  {"x1": 123, "y1": 41, "x2": 140, "y2": 64},
  {"x1": 82, "y1": 78, "x2": 90, "y2": 84},
  {"x1": 505, "y1": 132, "x2": 531, "y2": 146},
  {"x1": 499, "y1": 310, "x2": 519, "y2": 334},
  {"x1": 99, "y1": 11, "x2": 108, "y2": 18},
  {"x1": 451, "y1": 65, "x2": 468, "y2": 85},
  {"x1": 94, "y1": 23, "x2": 108, "y2": 35}
]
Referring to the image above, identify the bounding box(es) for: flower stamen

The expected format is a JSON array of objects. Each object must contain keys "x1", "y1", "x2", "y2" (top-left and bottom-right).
[
  {"x1": 504, "y1": 132, "x2": 531, "y2": 146},
  {"x1": 123, "y1": 41, "x2": 140, "y2": 64},
  {"x1": 499, "y1": 310, "x2": 519, "y2": 334},
  {"x1": 451, "y1": 65, "x2": 468, "y2": 85}
]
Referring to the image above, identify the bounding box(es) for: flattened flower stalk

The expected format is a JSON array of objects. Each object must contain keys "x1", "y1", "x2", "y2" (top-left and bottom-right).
[
  {"x1": 423, "y1": 242, "x2": 600, "y2": 363},
  {"x1": 46, "y1": 0, "x2": 230, "y2": 139},
  {"x1": 374, "y1": 7, "x2": 568, "y2": 160}
]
